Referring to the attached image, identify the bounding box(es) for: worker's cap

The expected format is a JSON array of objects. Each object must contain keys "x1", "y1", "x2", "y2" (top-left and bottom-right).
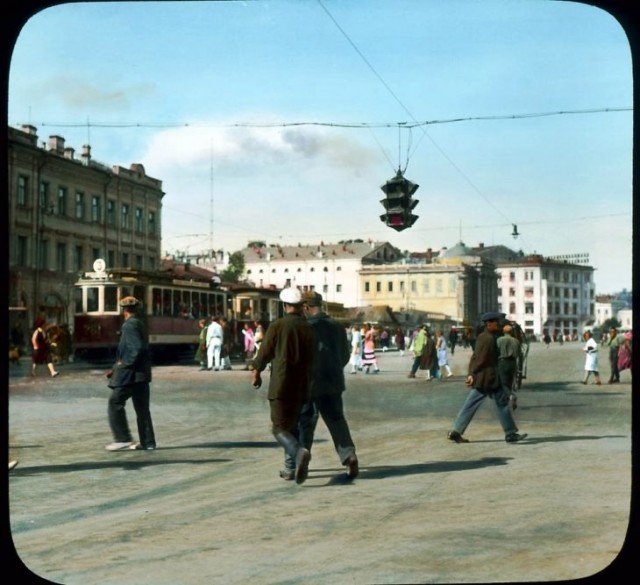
[
  {"x1": 119, "y1": 296, "x2": 140, "y2": 308},
  {"x1": 481, "y1": 311, "x2": 505, "y2": 322},
  {"x1": 302, "y1": 291, "x2": 323, "y2": 306},
  {"x1": 279, "y1": 287, "x2": 302, "y2": 305}
]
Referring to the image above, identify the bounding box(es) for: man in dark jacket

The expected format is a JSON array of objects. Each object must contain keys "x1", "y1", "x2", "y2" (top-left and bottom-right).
[
  {"x1": 105, "y1": 296, "x2": 156, "y2": 451},
  {"x1": 447, "y1": 312, "x2": 527, "y2": 444},
  {"x1": 252, "y1": 287, "x2": 316, "y2": 484},
  {"x1": 280, "y1": 291, "x2": 358, "y2": 481}
]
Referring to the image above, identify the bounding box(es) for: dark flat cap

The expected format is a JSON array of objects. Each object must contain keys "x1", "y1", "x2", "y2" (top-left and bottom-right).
[
  {"x1": 481, "y1": 311, "x2": 505, "y2": 322},
  {"x1": 302, "y1": 291, "x2": 323, "y2": 306}
]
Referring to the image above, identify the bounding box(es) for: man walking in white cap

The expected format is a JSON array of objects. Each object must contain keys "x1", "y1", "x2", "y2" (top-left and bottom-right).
[{"x1": 251, "y1": 287, "x2": 316, "y2": 484}]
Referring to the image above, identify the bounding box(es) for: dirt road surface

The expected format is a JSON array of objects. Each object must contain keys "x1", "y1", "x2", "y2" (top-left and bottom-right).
[{"x1": 8, "y1": 342, "x2": 635, "y2": 584}]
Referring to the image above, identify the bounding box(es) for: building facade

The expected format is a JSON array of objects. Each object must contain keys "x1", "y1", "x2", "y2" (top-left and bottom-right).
[
  {"x1": 240, "y1": 240, "x2": 402, "y2": 308},
  {"x1": 8, "y1": 125, "x2": 164, "y2": 338},
  {"x1": 495, "y1": 256, "x2": 595, "y2": 339},
  {"x1": 359, "y1": 242, "x2": 499, "y2": 326}
]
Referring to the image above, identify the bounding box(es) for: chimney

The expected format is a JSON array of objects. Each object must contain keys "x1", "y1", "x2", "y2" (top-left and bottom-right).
[
  {"x1": 64, "y1": 147, "x2": 75, "y2": 160},
  {"x1": 21, "y1": 124, "x2": 37, "y2": 136},
  {"x1": 81, "y1": 144, "x2": 92, "y2": 164},
  {"x1": 48, "y1": 135, "x2": 65, "y2": 154},
  {"x1": 478, "y1": 242, "x2": 484, "y2": 249}
]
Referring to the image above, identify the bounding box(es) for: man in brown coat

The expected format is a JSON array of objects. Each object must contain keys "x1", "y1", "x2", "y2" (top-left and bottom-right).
[
  {"x1": 447, "y1": 312, "x2": 527, "y2": 444},
  {"x1": 251, "y1": 287, "x2": 316, "y2": 484}
]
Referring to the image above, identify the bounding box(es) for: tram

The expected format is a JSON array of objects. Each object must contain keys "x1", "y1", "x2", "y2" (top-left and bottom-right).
[{"x1": 73, "y1": 259, "x2": 227, "y2": 362}]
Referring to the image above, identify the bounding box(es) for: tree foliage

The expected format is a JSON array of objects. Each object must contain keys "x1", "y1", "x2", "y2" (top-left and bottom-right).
[{"x1": 220, "y1": 252, "x2": 245, "y2": 283}]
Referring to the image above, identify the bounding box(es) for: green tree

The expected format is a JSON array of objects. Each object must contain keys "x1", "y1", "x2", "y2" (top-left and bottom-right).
[{"x1": 220, "y1": 251, "x2": 245, "y2": 283}]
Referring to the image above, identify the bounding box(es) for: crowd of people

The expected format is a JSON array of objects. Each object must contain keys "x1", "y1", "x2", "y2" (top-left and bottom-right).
[{"x1": 14, "y1": 298, "x2": 632, "y2": 478}]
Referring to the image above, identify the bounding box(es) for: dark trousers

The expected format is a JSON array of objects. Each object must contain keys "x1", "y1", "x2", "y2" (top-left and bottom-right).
[
  {"x1": 285, "y1": 392, "x2": 356, "y2": 470},
  {"x1": 498, "y1": 357, "x2": 517, "y2": 393},
  {"x1": 108, "y1": 382, "x2": 156, "y2": 447},
  {"x1": 609, "y1": 349, "x2": 620, "y2": 382}
]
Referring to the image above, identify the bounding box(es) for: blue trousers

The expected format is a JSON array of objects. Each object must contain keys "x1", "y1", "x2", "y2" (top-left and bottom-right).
[{"x1": 452, "y1": 387, "x2": 518, "y2": 437}]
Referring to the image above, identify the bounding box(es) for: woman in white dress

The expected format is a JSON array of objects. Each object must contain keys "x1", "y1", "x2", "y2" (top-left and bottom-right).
[{"x1": 582, "y1": 330, "x2": 602, "y2": 385}]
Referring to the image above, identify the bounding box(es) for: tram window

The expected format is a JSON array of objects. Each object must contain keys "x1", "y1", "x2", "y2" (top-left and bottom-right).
[
  {"x1": 152, "y1": 288, "x2": 162, "y2": 315},
  {"x1": 104, "y1": 287, "x2": 118, "y2": 312},
  {"x1": 181, "y1": 290, "x2": 191, "y2": 317},
  {"x1": 200, "y1": 292, "x2": 208, "y2": 317},
  {"x1": 134, "y1": 286, "x2": 146, "y2": 308},
  {"x1": 163, "y1": 289, "x2": 172, "y2": 316},
  {"x1": 74, "y1": 287, "x2": 83, "y2": 313},
  {"x1": 87, "y1": 287, "x2": 99, "y2": 312}
]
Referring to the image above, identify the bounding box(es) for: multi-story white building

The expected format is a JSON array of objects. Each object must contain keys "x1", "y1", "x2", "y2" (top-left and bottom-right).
[
  {"x1": 594, "y1": 295, "x2": 628, "y2": 326},
  {"x1": 239, "y1": 240, "x2": 402, "y2": 308},
  {"x1": 494, "y1": 255, "x2": 595, "y2": 339}
]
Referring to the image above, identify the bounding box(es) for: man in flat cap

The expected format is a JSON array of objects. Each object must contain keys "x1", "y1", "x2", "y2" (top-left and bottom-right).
[
  {"x1": 278, "y1": 291, "x2": 358, "y2": 481},
  {"x1": 497, "y1": 323, "x2": 522, "y2": 410},
  {"x1": 447, "y1": 311, "x2": 527, "y2": 444},
  {"x1": 105, "y1": 296, "x2": 156, "y2": 451},
  {"x1": 251, "y1": 287, "x2": 316, "y2": 484}
]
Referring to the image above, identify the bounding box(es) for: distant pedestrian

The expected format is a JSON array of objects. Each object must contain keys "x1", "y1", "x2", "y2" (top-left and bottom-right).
[
  {"x1": 394, "y1": 327, "x2": 406, "y2": 356},
  {"x1": 206, "y1": 316, "x2": 224, "y2": 371},
  {"x1": 280, "y1": 291, "x2": 358, "y2": 481},
  {"x1": 251, "y1": 288, "x2": 316, "y2": 485},
  {"x1": 617, "y1": 331, "x2": 632, "y2": 380},
  {"x1": 408, "y1": 325, "x2": 427, "y2": 378},
  {"x1": 582, "y1": 330, "x2": 602, "y2": 385},
  {"x1": 361, "y1": 323, "x2": 380, "y2": 374},
  {"x1": 31, "y1": 317, "x2": 59, "y2": 378},
  {"x1": 195, "y1": 318, "x2": 208, "y2": 370},
  {"x1": 435, "y1": 329, "x2": 453, "y2": 378},
  {"x1": 349, "y1": 325, "x2": 363, "y2": 374},
  {"x1": 420, "y1": 327, "x2": 438, "y2": 380},
  {"x1": 497, "y1": 324, "x2": 521, "y2": 410},
  {"x1": 603, "y1": 327, "x2": 621, "y2": 384},
  {"x1": 220, "y1": 317, "x2": 233, "y2": 370},
  {"x1": 380, "y1": 329, "x2": 390, "y2": 352},
  {"x1": 242, "y1": 322, "x2": 255, "y2": 366},
  {"x1": 105, "y1": 296, "x2": 156, "y2": 451},
  {"x1": 448, "y1": 327, "x2": 458, "y2": 355},
  {"x1": 447, "y1": 312, "x2": 527, "y2": 444}
]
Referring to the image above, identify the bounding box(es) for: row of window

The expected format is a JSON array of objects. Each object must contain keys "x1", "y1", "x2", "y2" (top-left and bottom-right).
[
  {"x1": 501, "y1": 287, "x2": 582, "y2": 299},
  {"x1": 505, "y1": 269, "x2": 589, "y2": 284},
  {"x1": 364, "y1": 278, "x2": 456, "y2": 294},
  {"x1": 247, "y1": 266, "x2": 343, "y2": 274},
  {"x1": 13, "y1": 235, "x2": 156, "y2": 272},
  {"x1": 16, "y1": 175, "x2": 157, "y2": 235}
]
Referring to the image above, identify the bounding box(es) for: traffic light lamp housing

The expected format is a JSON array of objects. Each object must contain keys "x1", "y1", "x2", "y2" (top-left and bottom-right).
[{"x1": 380, "y1": 171, "x2": 419, "y2": 232}]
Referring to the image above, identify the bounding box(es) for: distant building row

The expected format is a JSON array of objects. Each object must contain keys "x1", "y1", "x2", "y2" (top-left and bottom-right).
[{"x1": 9, "y1": 125, "x2": 624, "y2": 341}]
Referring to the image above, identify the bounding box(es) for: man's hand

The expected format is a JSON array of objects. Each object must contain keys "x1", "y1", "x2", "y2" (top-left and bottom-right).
[
  {"x1": 105, "y1": 369, "x2": 113, "y2": 379},
  {"x1": 465, "y1": 374, "x2": 474, "y2": 387},
  {"x1": 252, "y1": 371, "x2": 262, "y2": 389}
]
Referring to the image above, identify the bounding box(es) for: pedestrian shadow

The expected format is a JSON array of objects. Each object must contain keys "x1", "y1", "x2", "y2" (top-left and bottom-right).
[
  {"x1": 9, "y1": 458, "x2": 233, "y2": 476},
  {"x1": 161, "y1": 440, "x2": 278, "y2": 450},
  {"x1": 308, "y1": 457, "x2": 511, "y2": 486},
  {"x1": 504, "y1": 434, "x2": 627, "y2": 445}
]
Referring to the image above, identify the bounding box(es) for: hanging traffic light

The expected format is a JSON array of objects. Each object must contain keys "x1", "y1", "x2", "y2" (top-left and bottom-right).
[{"x1": 379, "y1": 170, "x2": 419, "y2": 232}]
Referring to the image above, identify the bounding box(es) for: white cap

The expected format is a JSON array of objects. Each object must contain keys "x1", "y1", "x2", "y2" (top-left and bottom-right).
[{"x1": 279, "y1": 287, "x2": 302, "y2": 305}]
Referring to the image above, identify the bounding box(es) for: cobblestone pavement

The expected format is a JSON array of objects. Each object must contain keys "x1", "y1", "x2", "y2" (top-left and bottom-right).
[{"x1": 7, "y1": 342, "x2": 635, "y2": 584}]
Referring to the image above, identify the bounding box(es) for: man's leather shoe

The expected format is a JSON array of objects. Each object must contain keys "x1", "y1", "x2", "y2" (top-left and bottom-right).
[
  {"x1": 447, "y1": 431, "x2": 469, "y2": 443},
  {"x1": 295, "y1": 448, "x2": 311, "y2": 485},
  {"x1": 345, "y1": 455, "x2": 359, "y2": 479},
  {"x1": 505, "y1": 432, "x2": 528, "y2": 443}
]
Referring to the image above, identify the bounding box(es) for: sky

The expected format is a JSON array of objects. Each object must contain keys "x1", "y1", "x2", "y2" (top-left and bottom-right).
[{"x1": 7, "y1": 0, "x2": 634, "y2": 293}]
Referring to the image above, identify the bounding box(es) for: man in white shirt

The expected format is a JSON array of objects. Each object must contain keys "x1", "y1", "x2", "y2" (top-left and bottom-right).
[{"x1": 206, "y1": 316, "x2": 224, "y2": 371}]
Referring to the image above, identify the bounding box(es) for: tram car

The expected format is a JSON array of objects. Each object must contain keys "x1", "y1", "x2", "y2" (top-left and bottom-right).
[{"x1": 73, "y1": 259, "x2": 228, "y2": 362}]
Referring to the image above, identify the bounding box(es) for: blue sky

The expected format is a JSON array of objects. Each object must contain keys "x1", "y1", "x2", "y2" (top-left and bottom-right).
[{"x1": 8, "y1": 0, "x2": 633, "y2": 292}]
